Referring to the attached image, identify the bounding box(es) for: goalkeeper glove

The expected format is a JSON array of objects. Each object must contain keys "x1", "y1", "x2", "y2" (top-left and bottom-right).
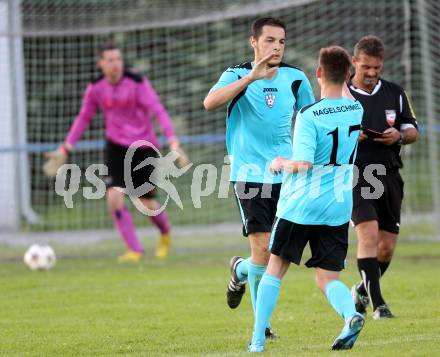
[
  {"x1": 174, "y1": 146, "x2": 190, "y2": 168},
  {"x1": 169, "y1": 138, "x2": 190, "y2": 168},
  {"x1": 43, "y1": 144, "x2": 70, "y2": 177}
]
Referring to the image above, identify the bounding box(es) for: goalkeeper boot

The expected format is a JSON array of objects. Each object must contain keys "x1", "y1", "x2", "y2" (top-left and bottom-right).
[
  {"x1": 118, "y1": 250, "x2": 143, "y2": 263},
  {"x1": 372, "y1": 304, "x2": 396, "y2": 320},
  {"x1": 155, "y1": 234, "x2": 171, "y2": 258},
  {"x1": 226, "y1": 256, "x2": 246, "y2": 309},
  {"x1": 351, "y1": 282, "x2": 370, "y2": 315},
  {"x1": 332, "y1": 313, "x2": 365, "y2": 350}
]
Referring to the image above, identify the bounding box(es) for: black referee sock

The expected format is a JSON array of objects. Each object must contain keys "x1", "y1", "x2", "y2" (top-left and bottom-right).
[
  {"x1": 357, "y1": 257, "x2": 386, "y2": 310},
  {"x1": 378, "y1": 260, "x2": 391, "y2": 276},
  {"x1": 358, "y1": 260, "x2": 391, "y2": 296}
]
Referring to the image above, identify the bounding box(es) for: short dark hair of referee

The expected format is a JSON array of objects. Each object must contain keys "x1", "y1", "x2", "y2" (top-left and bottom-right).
[{"x1": 348, "y1": 35, "x2": 419, "y2": 319}]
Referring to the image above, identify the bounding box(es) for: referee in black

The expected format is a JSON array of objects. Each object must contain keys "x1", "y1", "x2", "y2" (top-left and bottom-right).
[{"x1": 347, "y1": 35, "x2": 419, "y2": 319}]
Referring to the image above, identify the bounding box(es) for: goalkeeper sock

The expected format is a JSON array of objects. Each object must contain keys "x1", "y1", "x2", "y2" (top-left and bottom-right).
[
  {"x1": 378, "y1": 260, "x2": 391, "y2": 276},
  {"x1": 112, "y1": 207, "x2": 144, "y2": 253},
  {"x1": 149, "y1": 211, "x2": 171, "y2": 235}
]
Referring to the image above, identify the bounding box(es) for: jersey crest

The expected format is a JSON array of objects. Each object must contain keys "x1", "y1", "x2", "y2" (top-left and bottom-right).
[
  {"x1": 385, "y1": 109, "x2": 396, "y2": 126},
  {"x1": 265, "y1": 93, "x2": 276, "y2": 108}
]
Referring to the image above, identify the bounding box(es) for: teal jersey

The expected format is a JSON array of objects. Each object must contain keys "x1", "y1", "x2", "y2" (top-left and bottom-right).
[
  {"x1": 210, "y1": 61, "x2": 315, "y2": 183},
  {"x1": 277, "y1": 97, "x2": 363, "y2": 225}
]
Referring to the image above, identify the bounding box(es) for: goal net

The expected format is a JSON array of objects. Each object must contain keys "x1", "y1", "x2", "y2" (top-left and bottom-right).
[{"x1": 0, "y1": 0, "x2": 439, "y2": 239}]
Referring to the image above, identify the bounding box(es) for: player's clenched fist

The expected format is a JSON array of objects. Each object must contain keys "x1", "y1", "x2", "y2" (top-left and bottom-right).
[{"x1": 269, "y1": 156, "x2": 286, "y2": 174}]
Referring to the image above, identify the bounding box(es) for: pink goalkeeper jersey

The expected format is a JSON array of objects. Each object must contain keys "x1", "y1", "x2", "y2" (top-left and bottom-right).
[{"x1": 65, "y1": 71, "x2": 176, "y2": 149}]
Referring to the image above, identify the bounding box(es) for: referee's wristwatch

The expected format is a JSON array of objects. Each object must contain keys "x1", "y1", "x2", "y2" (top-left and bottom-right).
[{"x1": 397, "y1": 132, "x2": 404, "y2": 146}]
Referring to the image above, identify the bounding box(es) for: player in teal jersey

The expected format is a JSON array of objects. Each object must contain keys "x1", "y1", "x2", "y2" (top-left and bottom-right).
[
  {"x1": 204, "y1": 17, "x2": 315, "y2": 338},
  {"x1": 248, "y1": 46, "x2": 365, "y2": 353}
]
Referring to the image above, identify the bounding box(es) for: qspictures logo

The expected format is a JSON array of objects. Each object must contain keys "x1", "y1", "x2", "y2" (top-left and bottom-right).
[{"x1": 54, "y1": 141, "x2": 387, "y2": 215}]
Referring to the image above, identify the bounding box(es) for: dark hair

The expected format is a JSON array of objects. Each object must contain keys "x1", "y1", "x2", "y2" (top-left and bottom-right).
[
  {"x1": 98, "y1": 42, "x2": 120, "y2": 58},
  {"x1": 319, "y1": 46, "x2": 351, "y2": 84},
  {"x1": 251, "y1": 17, "x2": 286, "y2": 39},
  {"x1": 354, "y1": 35, "x2": 385, "y2": 59}
]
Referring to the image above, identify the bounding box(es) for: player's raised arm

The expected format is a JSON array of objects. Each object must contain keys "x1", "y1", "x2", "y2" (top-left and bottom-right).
[
  {"x1": 203, "y1": 52, "x2": 277, "y2": 111},
  {"x1": 65, "y1": 84, "x2": 99, "y2": 148},
  {"x1": 43, "y1": 84, "x2": 98, "y2": 177},
  {"x1": 203, "y1": 72, "x2": 252, "y2": 111}
]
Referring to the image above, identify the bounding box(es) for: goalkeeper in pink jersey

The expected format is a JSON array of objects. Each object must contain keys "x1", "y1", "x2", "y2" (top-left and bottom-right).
[{"x1": 44, "y1": 43, "x2": 188, "y2": 262}]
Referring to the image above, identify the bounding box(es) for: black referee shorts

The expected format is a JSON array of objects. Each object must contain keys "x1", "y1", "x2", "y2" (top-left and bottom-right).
[
  {"x1": 351, "y1": 168, "x2": 403, "y2": 234},
  {"x1": 270, "y1": 218, "x2": 349, "y2": 272},
  {"x1": 233, "y1": 182, "x2": 281, "y2": 237},
  {"x1": 104, "y1": 140, "x2": 158, "y2": 199}
]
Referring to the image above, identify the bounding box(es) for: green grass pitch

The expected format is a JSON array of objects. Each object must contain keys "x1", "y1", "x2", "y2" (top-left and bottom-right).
[{"x1": 0, "y1": 235, "x2": 439, "y2": 356}]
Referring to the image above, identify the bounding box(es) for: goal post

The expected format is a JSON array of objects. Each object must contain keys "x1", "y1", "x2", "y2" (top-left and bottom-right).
[
  {"x1": 0, "y1": 0, "x2": 37, "y2": 231},
  {"x1": 0, "y1": 0, "x2": 21, "y2": 230}
]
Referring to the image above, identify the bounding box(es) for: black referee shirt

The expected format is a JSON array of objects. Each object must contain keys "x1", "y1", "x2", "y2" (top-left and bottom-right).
[{"x1": 348, "y1": 77, "x2": 418, "y2": 169}]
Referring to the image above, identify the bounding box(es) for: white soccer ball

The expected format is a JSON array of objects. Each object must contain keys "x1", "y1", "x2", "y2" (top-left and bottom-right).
[{"x1": 24, "y1": 244, "x2": 56, "y2": 271}]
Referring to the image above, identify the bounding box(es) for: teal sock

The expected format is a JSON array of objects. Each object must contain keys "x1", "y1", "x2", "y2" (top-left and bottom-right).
[
  {"x1": 236, "y1": 257, "x2": 251, "y2": 282},
  {"x1": 251, "y1": 273, "x2": 281, "y2": 347},
  {"x1": 248, "y1": 262, "x2": 267, "y2": 313},
  {"x1": 325, "y1": 280, "x2": 357, "y2": 321}
]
